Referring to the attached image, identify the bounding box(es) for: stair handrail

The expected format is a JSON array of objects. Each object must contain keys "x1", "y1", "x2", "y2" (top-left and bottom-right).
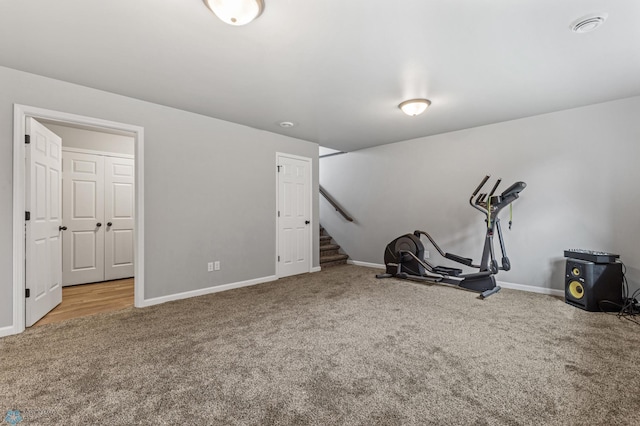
[{"x1": 319, "y1": 185, "x2": 354, "y2": 222}]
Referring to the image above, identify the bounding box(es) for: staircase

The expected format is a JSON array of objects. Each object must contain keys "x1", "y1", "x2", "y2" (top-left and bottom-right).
[{"x1": 320, "y1": 226, "x2": 349, "y2": 268}]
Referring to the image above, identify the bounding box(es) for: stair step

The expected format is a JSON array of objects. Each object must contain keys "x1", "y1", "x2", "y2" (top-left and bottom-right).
[
  {"x1": 320, "y1": 253, "x2": 349, "y2": 268},
  {"x1": 320, "y1": 244, "x2": 340, "y2": 252},
  {"x1": 320, "y1": 244, "x2": 340, "y2": 257},
  {"x1": 319, "y1": 225, "x2": 348, "y2": 267},
  {"x1": 321, "y1": 249, "x2": 339, "y2": 257},
  {"x1": 320, "y1": 253, "x2": 349, "y2": 263},
  {"x1": 320, "y1": 235, "x2": 332, "y2": 245}
]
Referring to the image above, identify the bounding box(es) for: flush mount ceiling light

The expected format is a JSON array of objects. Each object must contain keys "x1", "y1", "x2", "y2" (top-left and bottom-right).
[
  {"x1": 399, "y1": 99, "x2": 431, "y2": 116},
  {"x1": 571, "y1": 13, "x2": 608, "y2": 33},
  {"x1": 203, "y1": 0, "x2": 264, "y2": 26},
  {"x1": 279, "y1": 121, "x2": 295, "y2": 128}
]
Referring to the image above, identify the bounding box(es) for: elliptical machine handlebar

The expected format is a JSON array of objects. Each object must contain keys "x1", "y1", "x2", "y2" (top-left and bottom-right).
[
  {"x1": 469, "y1": 176, "x2": 526, "y2": 218},
  {"x1": 488, "y1": 179, "x2": 502, "y2": 198},
  {"x1": 471, "y1": 175, "x2": 490, "y2": 197},
  {"x1": 413, "y1": 230, "x2": 446, "y2": 258},
  {"x1": 470, "y1": 175, "x2": 491, "y2": 215}
]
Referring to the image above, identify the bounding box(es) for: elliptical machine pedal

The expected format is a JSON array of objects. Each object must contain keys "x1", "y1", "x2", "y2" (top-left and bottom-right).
[{"x1": 433, "y1": 266, "x2": 463, "y2": 276}]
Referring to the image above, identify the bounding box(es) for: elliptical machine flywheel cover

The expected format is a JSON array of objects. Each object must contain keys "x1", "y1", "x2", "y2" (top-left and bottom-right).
[{"x1": 383, "y1": 234, "x2": 425, "y2": 276}]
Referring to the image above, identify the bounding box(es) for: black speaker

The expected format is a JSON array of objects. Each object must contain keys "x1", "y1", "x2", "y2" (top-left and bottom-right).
[{"x1": 565, "y1": 259, "x2": 623, "y2": 311}]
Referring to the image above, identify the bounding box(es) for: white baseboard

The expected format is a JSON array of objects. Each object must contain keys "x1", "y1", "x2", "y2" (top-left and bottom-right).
[
  {"x1": 140, "y1": 275, "x2": 278, "y2": 308},
  {"x1": 350, "y1": 260, "x2": 564, "y2": 297},
  {"x1": 348, "y1": 260, "x2": 385, "y2": 269},
  {"x1": 0, "y1": 324, "x2": 18, "y2": 338},
  {"x1": 497, "y1": 280, "x2": 564, "y2": 297},
  {"x1": 310, "y1": 266, "x2": 321, "y2": 273}
]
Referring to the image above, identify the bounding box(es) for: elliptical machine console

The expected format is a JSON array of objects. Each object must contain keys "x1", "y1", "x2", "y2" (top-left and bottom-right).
[{"x1": 376, "y1": 175, "x2": 526, "y2": 299}]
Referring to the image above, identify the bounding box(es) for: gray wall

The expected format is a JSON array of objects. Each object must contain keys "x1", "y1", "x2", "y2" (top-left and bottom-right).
[
  {"x1": 0, "y1": 66, "x2": 319, "y2": 329},
  {"x1": 320, "y1": 96, "x2": 640, "y2": 294},
  {"x1": 42, "y1": 122, "x2": 135, "y2": 156}
]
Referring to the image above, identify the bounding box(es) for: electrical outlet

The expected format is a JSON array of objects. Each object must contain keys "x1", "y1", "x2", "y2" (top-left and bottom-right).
[
  {"x1": 214, "y1": 261, "x2": 220, "y2": 271},
  {"x1": 424, "y1": 250, "x2": 430, "y2": 259},
  {"x1": 207, "y1": 262, "x2": 214, "y2": 272}
]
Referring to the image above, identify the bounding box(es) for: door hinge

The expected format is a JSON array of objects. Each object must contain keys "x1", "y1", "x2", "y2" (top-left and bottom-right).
[
  {"x1": 278, "y1": 256, "x2": 280, "y2": 262},
  {"x1": 278, "y1": 211, "x2": 280, "y2": 217},
  {"x1": 277, "y1": 165, "x2": 281, "y2": 172},
  {"x1": 25, "y1": 211, "x2": 30, "y2": 221},
  {"x1": 25, "y1": 135, "x2": 31, "y2": 144},
  {"x1": 25, "y1": 288, "x2": 30, "y2": 298}
]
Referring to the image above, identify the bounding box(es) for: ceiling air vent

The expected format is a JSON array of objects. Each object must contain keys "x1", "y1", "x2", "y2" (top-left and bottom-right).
[{"x1": 571, "y1": 14, "x2": 607, "y2": 33}]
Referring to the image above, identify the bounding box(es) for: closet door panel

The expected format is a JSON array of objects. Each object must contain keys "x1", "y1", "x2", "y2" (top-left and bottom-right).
[
  {"x1": 104, "y1": 157, "x2": 135, "y2": 280},
  {"x1": 62, "y1": 152, "x2": 105, "y2": 286}
]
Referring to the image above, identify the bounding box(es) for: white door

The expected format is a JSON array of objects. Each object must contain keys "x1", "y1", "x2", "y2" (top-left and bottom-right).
[
  {"x1": 62, "y1": 152, "x2": 105, "y2": 286},
  {"x1": 277, "y1": 154, "x2": 312, "y2": 277},
  {"x1": 104, "y1": 156, "x2": 135, "y2": 280},
  {"x1": 25, "y1": 118, "x2": 63, "y2": 327}
]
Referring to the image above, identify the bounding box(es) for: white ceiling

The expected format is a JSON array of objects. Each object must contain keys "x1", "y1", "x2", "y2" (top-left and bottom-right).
[{"x1": 1, "y1": 0, "x2": 639, "y2": 151}]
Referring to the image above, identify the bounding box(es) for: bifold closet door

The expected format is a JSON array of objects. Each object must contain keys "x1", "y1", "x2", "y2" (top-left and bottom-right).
[
  {"x1": 62, "y1": 152, "x2": 105, "y2": 286},
  {"x1": 104, "y1": 156, "x2": 135, "y2": 281}
]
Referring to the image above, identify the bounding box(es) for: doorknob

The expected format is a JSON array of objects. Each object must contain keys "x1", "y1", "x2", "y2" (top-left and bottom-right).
[
  {"x1": 96, "y1": 222, "x2": 102, "y2": 227},
  {"x1": 305, "y1": 220, "x2": 310, "y2": 225},
  {"x1": 59, "y1": 226, "x2": 67, "y2": 231},
  {"x1": 107, "y1": 222, "x2": 113, "y2": 227}
]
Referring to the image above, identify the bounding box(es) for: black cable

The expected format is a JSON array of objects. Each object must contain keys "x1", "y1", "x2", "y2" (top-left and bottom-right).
[
  {"x1": 616, "y1": 262, "x2": 640, "y2": 325},
  {"x1": 597, "y1": 262, "x2": 640, "y2": 325}
]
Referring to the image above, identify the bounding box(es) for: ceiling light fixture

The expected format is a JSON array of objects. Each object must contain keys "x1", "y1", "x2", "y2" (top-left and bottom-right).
[
  {"x1": 279, "y1": 121, "x2": 295, "y2": 128},
  {"x1": 571, "y1": 13, "x2": 608, "y2": 33},
  {"x1": 203, "y1": 0, "x2": 264, "y2": 26},
  {"x1": 399, "y1": 99, "x2": 431, "y2": 116}
]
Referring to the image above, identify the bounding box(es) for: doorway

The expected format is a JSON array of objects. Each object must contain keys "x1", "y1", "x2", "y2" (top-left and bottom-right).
[
  {"x1": 12, "y1": 104, "x2": 145, "y2": 334},
  {"x1": 40, "y1": 121, "x2": 136, "y2": 325},
  {"x1": 47, "y1": 124, "x2": 136, "y2": 286}
]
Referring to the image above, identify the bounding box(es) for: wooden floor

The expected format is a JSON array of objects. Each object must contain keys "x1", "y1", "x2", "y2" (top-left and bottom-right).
[{"x1": 34, "y1": 278, "x2": 134, "y2": 327}]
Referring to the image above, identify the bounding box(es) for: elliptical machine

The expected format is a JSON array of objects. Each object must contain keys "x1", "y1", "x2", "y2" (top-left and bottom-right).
[{"x1": 376, "y1": 175, "x2": 526, "y2": 298}]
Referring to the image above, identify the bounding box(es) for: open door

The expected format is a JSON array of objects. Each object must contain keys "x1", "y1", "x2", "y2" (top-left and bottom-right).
[{"x1": 25, "y1": 117, "x2": 63, "y2": 326}]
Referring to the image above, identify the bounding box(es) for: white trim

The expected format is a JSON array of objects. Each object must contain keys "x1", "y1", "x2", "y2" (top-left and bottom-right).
[
  {"x1": 0, "y1": 325, "x2": 16, "y2": 338},
  {"x1": 61, "y1": 146, "x2": 134, "y2": 159},
  {"x1": 139, "y1": 275, "x2": 278, "y2": 308},
  {"x1": 11, "y1": 106, "x2": 25, "y2": 337},
  {"x1": 348, "y1": 260, "x2": 386, "y2": 269},
  {"x1": 310, "y1": 266, "x2": 321, "y2": 273},
  {"x1": 275, "y1": 155, "x2": 278, "y2": 276},
  {"x1": 134, "y1": 128, "x2": 145, "y2": 308},
  {"x1": 11, "y1": 104, "x2": 145, "y2": 337},
  {"x1": 497, "y1": 280, "x2": 565, "y2": 297},
  {"x1": 275, "y1": 152, "x2": 313, "y2": 278}
]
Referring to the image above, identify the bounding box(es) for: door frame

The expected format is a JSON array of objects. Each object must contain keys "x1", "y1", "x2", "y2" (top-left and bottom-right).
[
  {"x1": 275, "y1": 152, "x2": 313, "y2": 278},
  {"x1": 12, "y1": 104, "x2": 145, "y2": 335}
]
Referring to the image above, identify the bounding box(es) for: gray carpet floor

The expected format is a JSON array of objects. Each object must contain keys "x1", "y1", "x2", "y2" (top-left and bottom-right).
[{"x1": 1, "y1": 265, "x2": 639, "y2": 425}]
